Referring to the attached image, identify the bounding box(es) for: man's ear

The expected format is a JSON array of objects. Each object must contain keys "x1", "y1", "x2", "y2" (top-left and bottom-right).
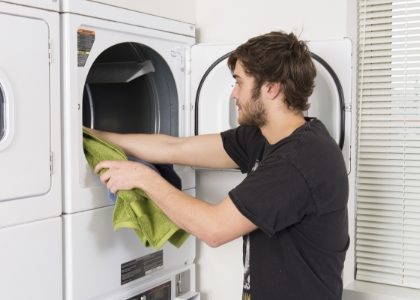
[{"x1": 266, "y1": 82, "x2": 282, "y2": 99}]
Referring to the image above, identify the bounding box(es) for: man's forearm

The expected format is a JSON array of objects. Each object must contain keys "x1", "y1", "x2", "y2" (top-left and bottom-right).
[
  {"x1": 86, "y1": 128, "x2": 237, "y2": 169},
  {"x1": 143, "y1": 177, "x2": 256, "y2": 247},
  {"x1": 85, "y1": 128, "x2": 179, "y2": 164},
  {"x1": 141, "y1": 173, "x2": 220, "y2": 246}
]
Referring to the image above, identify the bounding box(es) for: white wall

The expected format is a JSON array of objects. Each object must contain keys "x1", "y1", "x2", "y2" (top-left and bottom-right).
[
  {"x1": 196, "y1": 0, "x2": 348, "y2": 43},
  {"x1": 195, "y1": 1, "x2": 356, "y2": 300}
]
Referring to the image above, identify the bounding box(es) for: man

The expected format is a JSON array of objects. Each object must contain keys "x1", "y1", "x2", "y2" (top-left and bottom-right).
[{"x1": 91, "y1": 31, "x2": 349, "y2": 300}]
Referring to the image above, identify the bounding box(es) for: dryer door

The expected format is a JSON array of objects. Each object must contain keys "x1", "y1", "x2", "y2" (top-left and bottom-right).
[
  {"x1": 191, "y1": 44, "x2": 237, "y2": 136},
  {"x1": 191, "y1": 41, "x2": 352, "y2": 172},
  {"x1": 0, "y1": 9, "x2": 55, "y2": 224}
]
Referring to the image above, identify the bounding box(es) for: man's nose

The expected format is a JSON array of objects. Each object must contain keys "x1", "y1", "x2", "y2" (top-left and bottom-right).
[{"x1": 231, "y1": 86, "x2": 238, "y2": 102}]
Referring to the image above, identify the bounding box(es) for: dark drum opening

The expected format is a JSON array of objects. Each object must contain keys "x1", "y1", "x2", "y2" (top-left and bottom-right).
[{"x1": 83, "y1": 42, "x2": 179, "y2": 136}]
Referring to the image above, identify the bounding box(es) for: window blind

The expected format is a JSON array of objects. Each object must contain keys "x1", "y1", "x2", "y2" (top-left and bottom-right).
[{"x1": 357, "y1": 0, "x2": 420, "y2": 289}]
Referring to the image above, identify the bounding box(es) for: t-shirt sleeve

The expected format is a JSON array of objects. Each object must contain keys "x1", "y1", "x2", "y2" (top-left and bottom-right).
[
  {"x1": 221, "y1": 126, "x2": 263, "y2": 173},
  {"x1": 229, "y1": 157, "x2": 316, "y2": 237}
]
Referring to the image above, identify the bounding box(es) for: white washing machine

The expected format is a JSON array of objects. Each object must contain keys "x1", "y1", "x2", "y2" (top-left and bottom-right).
[
  {"x1": 0, "y1": 1, "x2": 62, "y2": 299},
  {"x1": 60, "y1": 4, "x2": 198, "y2": 300}
]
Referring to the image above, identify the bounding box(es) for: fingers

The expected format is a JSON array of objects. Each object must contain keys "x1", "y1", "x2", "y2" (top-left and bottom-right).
[
  {"x1": 94, "y1": 160, "x2": 131, "y2": 194},
  {"x1": 94, "y1": 163, "x2": 118, "y2": 193},
  {"x1": 93, "y1": 160, "x2": 150, "y2": 194},
  {"x1": 99, "y1": 169, "x2": 111, "y2": 185},
  {"x1": 94, "y1": 161, "x2": 113, "y2": 191},
  {"x1": 94, "y1": 161, "x2": 111, "y2": 185},
  {"x1": 95, "y1": 160, "x2": 113, "y2": 174}
]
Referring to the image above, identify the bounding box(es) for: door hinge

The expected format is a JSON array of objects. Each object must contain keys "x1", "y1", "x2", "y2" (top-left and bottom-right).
[
  {"x1": 344, "y1": 104, "x2": 352, "y2": 112},
  {"x1": 171, "y1": 48, "x2": 185, "y2": 72}
]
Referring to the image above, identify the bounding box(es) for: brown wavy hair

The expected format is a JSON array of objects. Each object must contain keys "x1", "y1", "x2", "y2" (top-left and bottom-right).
[{"x1": 228, "y1": 31, "x2": 316, "y2": 112}]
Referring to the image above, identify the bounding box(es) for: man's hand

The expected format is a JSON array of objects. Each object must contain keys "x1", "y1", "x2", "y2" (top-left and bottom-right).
[{"x1": 95, "y1": 160, "x2": 161, "y2": 194}]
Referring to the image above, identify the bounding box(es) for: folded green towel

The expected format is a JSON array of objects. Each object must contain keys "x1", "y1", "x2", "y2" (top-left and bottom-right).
[{"x1": 83, "y1": 129, "x2": 189, "y2": 249}]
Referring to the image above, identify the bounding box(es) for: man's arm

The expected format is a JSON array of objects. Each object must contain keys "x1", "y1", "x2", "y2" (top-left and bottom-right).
[
  {"x1": 85, "y1": 128, "x2": 238, "y2": 169},
  {"x1": 95, "y1": 160, "x2": 256, "y2": 246},
  {"x1": 144, "y1": 176, "x2": 256, "y2": 247}
]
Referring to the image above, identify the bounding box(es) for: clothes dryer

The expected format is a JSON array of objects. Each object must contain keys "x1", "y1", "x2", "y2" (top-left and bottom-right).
[
  {"x1": 61, "y1": 11, "x2": 197, "y2": 300},
  {"x1": 0, "y1": 2, "x2": 62, "y2": 299},
  {"x1": 61, "y1": 12, "x2": 195, "y2": 213}
]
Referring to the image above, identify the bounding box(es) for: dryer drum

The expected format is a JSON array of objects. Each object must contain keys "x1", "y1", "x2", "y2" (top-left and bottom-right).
[{"x1": 83, "y1": 42, "x2": 179, "y2": 136}]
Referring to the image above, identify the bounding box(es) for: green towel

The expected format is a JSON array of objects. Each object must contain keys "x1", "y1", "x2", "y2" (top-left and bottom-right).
[{"x1": 83, "y1": 129, "x2": 189, "y2": 249}]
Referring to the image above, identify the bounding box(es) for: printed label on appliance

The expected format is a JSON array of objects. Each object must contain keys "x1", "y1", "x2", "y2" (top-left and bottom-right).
[
  {"x1": 77, "y1": 29, "x2": 95, "y2": 67},
  {"x1": 121, "y1": 250, "x2": 164, "y2": 285}
]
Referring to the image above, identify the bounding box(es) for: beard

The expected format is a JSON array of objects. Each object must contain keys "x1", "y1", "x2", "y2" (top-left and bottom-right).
[{"x1": 237, "y1": 93, "x2": 268, "y2": 127}]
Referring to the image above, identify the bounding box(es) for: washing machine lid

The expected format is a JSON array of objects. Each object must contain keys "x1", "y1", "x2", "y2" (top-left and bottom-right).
[
  {"x1": 0, "y1": 12, "x2": 51, "y2": 202},
  {"x1": 192, "y1": 41, "x2": 349, "y2": 149}
]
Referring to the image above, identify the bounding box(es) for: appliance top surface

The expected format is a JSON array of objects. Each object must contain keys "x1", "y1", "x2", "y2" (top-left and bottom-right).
[{"x1": 60, "y1": 0, "x2": 196, "y2": 38}]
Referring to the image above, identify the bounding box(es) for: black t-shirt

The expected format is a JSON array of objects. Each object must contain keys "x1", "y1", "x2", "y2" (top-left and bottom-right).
[{"x1": 221, "y1": 118, "x2": 349, "y2": 300}]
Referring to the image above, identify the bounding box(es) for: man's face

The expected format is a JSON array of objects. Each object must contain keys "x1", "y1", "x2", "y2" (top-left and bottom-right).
[{"x1": 231, "y1": 61, "x2": 267, "y2": 127}]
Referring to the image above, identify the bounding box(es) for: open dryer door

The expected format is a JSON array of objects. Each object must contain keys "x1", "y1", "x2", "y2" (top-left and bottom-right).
[{"x1": 191, "y1": 40, "x2": 352, "y2": 172}]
